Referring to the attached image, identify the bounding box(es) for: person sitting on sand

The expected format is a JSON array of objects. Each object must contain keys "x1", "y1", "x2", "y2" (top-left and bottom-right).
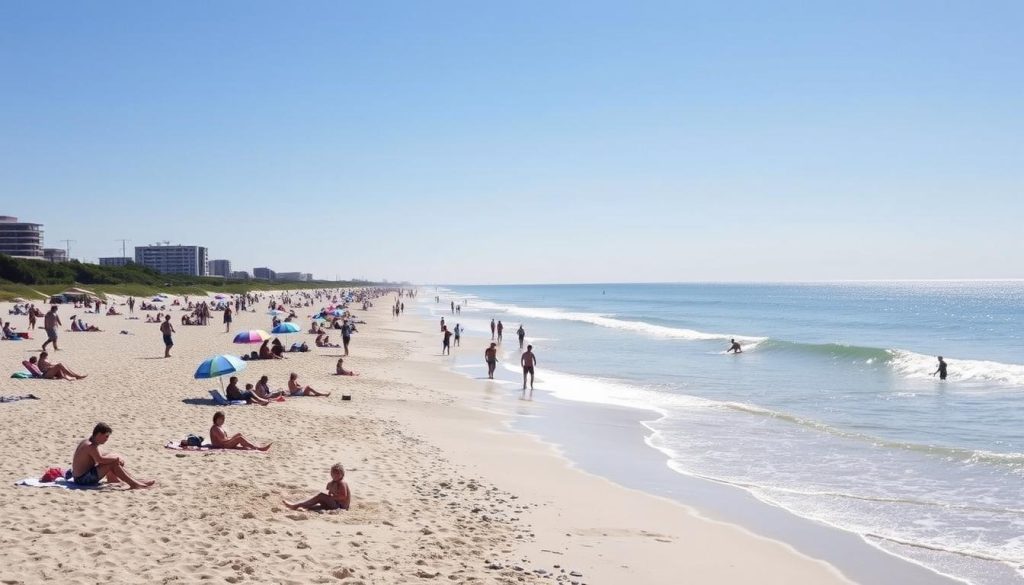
[
  {"x1": 209, "y1": 411, "x2": 271, "y2": 451},
  {"x1": 71, "y1": 422, "x2": 155, "y2": 489},
  {"x1": 254, "y1": 375, "x2": 285, "y2": 400},
  {"x1": 225, "y1": 376, "x2": 268, "y2": 405},
  {"x1": 258, "y1": 339, "x2": 281, "y2": 360},
  {"x1": 283, "y1": 463, "x2": 349, "y2": 511},
  {"x1": 335, "y1": 358, "x2": 356, "y2": 376},
  {"x1": 23, "y1": 354, "x2": 86, "y2": 380},
  {"x1": 76, "y1": 318, "x2": 101, "y2": 332},
  {"x1": 3, "y1": 321, "x2": 18, "y2": 339},
  {"x1": 271, "y1": 338, "x2": 286, "y2": 358},
  {"x1": 106, "y1": 306, "x2": 121, "y2": 316},
  {"x1": 288, "y1": 372, "x2": 330, "y2": 397}
]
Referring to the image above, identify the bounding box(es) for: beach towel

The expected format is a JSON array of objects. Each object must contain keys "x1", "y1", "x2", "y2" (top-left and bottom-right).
[
  {"x1": 209, "y1": 390, "x2": 246, "y2": 406},
  {"x1": 1, "y1": 394, "x2": 39, "y2": 402},
  {"x1": 10, "y1": 371, "x2": 34, "y2": 379},
  {"x1": 15, "y1": 478, "x2": 107, "y2": 490}
]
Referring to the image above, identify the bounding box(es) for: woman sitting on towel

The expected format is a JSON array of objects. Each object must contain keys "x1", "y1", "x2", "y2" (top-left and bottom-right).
[
  {"x1": 271, "y1": 338, "x2": 286, "y2": 358},
  {"x1": 288, "y1": 372, "x2": 330, "y2": 397}
]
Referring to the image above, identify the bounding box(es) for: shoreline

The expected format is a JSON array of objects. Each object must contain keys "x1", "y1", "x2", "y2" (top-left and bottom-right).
[
  {"x1": 0, "y1": 291, "x2": 936, "y2": 584},
  {"x1": 415, "y1": 306, "x2": 961, "y2": 585}
]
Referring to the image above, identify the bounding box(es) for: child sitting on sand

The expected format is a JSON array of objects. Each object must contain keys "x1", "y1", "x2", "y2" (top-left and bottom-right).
[{"x1": 283, "y1": 463, "x2": 350, "y2": 511}]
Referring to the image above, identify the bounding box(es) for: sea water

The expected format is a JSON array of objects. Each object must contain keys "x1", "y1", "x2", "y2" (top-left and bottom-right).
[{"x1": 418, "y1": 282, "x2": 1024, "y2": 585}]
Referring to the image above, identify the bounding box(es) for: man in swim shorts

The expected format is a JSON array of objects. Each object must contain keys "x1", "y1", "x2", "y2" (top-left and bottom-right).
[
  {"x1": 71, "y1": 423, "x2": 155, "y2": 489},
  {"x1": 42, "y1": 305, "x2": 62, "y2": 352},
  {"x1": 520, "y1": 344, "x2": 537, "y2": 398},
  {"x1": 727, "y1": 338, "x2": 743, "y2": 353},
  {"x1": 160, "y1": 314, "x2": 175, "y2": 358},
  {"x1": 484, "y1": 343, "x2": 498, "y2": 379}
]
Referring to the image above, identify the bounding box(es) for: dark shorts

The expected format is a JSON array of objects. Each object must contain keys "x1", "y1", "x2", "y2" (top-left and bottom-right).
[
  {"x1": 343, "y1": 336, "x2": 351, "y2": 346},
  {"x1": 486, "y1": 358, "x2": 497, "y2": 365},
  {"x1": 45, "y1": 327, "x2": 57, "y2": 341},
  {"x1": 74, "y1": 465, "x2": 101, "y2": 486},
  {"x1": 523, "y1": 366, "x2": 534, "y2": 375},
  {"x1": 163, "y1": 334, "x2": 173, "y2": 347}
]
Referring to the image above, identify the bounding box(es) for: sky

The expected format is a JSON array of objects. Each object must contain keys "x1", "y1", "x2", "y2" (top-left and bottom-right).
[{"x1": 1, "y1": 1, "x2": 1021, "y2": 284}]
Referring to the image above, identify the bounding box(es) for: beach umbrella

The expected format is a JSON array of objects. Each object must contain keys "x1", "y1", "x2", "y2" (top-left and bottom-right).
[
  {"x1": 233, "y1": 330, "x2": 270, "y2": 344},
  {"x1": 272, "y1": 322, "x2": 300, "y2": 334},
  {"x1": 194, "y1": 354, "x2": 246, "y2": 391}
]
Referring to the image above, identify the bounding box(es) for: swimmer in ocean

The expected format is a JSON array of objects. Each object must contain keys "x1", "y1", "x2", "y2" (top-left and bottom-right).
[{"x1": 932, "y1": 356, "x2": 948, "y2": 380}]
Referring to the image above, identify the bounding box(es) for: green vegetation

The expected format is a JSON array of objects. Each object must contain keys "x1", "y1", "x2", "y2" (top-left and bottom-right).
[{"x1": 0, "y1": 254, "x2": 376, "y2": 301}]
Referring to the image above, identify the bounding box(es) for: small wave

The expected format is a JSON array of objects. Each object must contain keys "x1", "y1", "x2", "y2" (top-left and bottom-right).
[
  {"x1": 889, "y1": 350, "x2": 1024, "y2": 386},
  {"x1": 468, "y1": 299, "x2": 764, "y2": 342}
]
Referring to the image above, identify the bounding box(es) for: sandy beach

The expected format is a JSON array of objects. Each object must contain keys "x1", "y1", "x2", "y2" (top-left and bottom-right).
[{"x1": 0, "y1": 292, "x2": 853, "y2": 584}]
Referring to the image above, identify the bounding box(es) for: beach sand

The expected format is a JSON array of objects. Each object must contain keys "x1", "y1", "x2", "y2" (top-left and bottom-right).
[{"x1": 0, "y1": 293, "x2": 851, "y2": 584}]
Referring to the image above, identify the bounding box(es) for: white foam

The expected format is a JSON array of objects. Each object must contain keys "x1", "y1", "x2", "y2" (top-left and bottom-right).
[
  {"x1": 889, "y1": 350, "x2": 1024, "y2": 387},
  {"x1": 470, "y1": 299, "x2": 765, "y2": 343}
]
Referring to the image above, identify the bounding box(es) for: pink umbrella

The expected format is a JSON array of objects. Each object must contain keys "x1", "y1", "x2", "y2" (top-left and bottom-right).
[{"x1": 233, "y1": 330, "x2": 271, "y2": 344}]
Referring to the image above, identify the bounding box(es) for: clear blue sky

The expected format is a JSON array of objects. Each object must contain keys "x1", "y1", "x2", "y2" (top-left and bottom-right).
[{"x1": 1, "y1": 1, "x2": 1021, "y2": 283}]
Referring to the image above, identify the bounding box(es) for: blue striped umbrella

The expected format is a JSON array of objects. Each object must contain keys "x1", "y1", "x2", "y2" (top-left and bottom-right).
[
  {"x1": 272, "y1": 322, "x2": 300, "y2": 334},
  {"x1": 194, "y1": 354, "x2": 246, "y2": 390}
]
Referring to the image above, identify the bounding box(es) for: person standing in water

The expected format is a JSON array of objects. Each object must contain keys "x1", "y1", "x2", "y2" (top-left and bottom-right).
[
  {"x1": 517, "y1": 324, "x2": 526, "y2": 350},
  {"x1": 484, "y1": 343, "x2": 498, "y2": 379},
  {"x1": 932, "y1": 356, "x2": 948, "y2": 380},
  {"x1": 490, "y1": 319, "x2": 496, "y2": 340},
  {"x1": 521, "y1": 345, "x2": 537, "y2": 398},
  {"x1": 726, "y1": 338, "x2": 742, "y2": 353},
  {"x1": 497, "y1": 320, "x2": 504, "y2": 343}
]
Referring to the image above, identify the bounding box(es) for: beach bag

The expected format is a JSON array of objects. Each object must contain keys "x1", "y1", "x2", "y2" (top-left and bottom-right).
[
  {"x1": 40, "y1": 467, "x2": 64, "y2": 483},
  {"x1": 185, "y1": 434, "x2": 204, "y2": 447}
]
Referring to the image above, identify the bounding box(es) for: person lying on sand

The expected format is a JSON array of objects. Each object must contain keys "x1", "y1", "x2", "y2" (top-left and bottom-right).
[
  {"x1": 283, "y1": 463, "x2": 349, "y2": 510},
  {"x1": 106, "y1": 307, "x2": 121, "y2": 316},
  {"x1": 209, "y1": 411, "x2": 271, "y2": 451},
  {"x1": 72, "y1": 422, "x2": 155, "y2": 489},
  {"x1": 335, "y1": 358, "x2": 356, "y2": 376},
  {"x1": 23, "y1": 354, "x2": 86, "y2": 380},
  {"x1": 288, "y1": 372, "x2": 329, "y2": 397},
  {"x1": 225, "y1": 376, "x2": 268, "y2": 405}
]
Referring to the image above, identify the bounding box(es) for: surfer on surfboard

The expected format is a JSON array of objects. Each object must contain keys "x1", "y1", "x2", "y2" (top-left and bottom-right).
[{"x1": 726, "y1": 338, "x2": 743, "y2": 354}]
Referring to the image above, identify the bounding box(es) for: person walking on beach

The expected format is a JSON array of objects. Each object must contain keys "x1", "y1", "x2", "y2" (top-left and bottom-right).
[
  {"x1": 451, "y1": 300, "x2": 455, "y2": 314},
  {"x1": 128, "y1": 296, "x2": 135, "y2": 314},
  {"x1": 71, "y1": 422, "x2": 155, "y2": 489},
  {"x1": 27, "y1": 306, "x2": 37, "y2": 330},
  {"x1": 497, "y1": 320, "x2": 504, "y2": 343},
  {"x1": 441, "y1": 326, "x2": 452, "y2": 355},
  {"x1": 517, "y1": 324, "x2": 526, "y2": 350},
  {"x1": 440, "y1": 317, "x2": 446, "y2": 332},
  {"x1": 932, "y1": 356, "x2": 948, "y2": 380},
  {"x1": 490, "y1": 319, "x2": 496, "y2": 340},
  {"x1": 223, "y1": 305, "x2": 233, "y2": 332},
  {"x1": 453, "y1": 323, "x2": 461, "y2": 347},
  {"x1": 41, "y1": 305, "x2": 61, "y2": 352},
  {"x1": 484, "y1": 342, "x2": 498, "y2": 379},
  {"x1": 727, "y1": 338, "x2": 743, "y2": 353},
  {"x1": 161, "y1": 314, "x2": 175, "y2": 358},
  {"x1": 521, "y1": 345, "x2": 537, "y2": 398}
]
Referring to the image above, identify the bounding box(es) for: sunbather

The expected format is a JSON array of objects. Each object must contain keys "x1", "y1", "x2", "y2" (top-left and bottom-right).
[
  {"x1": 23, "y1": 354, "x2": 86, "y2": 380},
  {"x1": 71, "y1": 422, "x2": 155, "y2": 489},
  {"x1": 259, "y1": 340, "x2": 281, "y2": 360},
  {"x1": 209, "y1": 411, "x2": 271, "y2": 451},
  {"x1": 288, "y1": 372, "x2": 329, "y2": 397},
  {"x1": 254, "y1": 375, "x2": 285, "y2": 400},
  {"x1": 225, "y1": 376, "x2": 268, "y2": 405}
]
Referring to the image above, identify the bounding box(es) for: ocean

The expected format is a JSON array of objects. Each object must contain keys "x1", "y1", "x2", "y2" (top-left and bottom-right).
[{"x1": 417, "y1": 282, "x2": 1024, "y2": 585}]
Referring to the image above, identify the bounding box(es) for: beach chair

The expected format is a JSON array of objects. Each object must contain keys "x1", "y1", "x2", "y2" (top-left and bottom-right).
[{"x1": 208, "y1": 390, "x2": 246, "y2": 406}]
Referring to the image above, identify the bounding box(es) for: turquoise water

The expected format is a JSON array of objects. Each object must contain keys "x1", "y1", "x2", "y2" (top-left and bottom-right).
[{"x1": 420, "y1": 282, "x2": 1024, "y2": 585}]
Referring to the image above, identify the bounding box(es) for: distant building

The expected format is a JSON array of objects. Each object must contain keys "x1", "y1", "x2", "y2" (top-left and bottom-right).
[
  {"x1": 276, "y1": 271, "x2": 312, "y2": 282},
  {"x1": 43, "y1": 248, "x2": 68, "y2": 262},
  {"x1": 134, "y1": 244, "x2": 208, "y2": 276},
  {"x1": 99, "y1": 256, "x2": 132, "y2": 267},
  {"x1": 229, "y1": 270, "x2": 250, "y2": 280},
  {"x1": 208, "y1": 259, "x2": 232, "y2": 277},
  {"x1": 253, "y1": 267, "x2": 276, "y2": 280},
  {"x1": 0, "y1": 215, "x2": 44, "y2": 258}
]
